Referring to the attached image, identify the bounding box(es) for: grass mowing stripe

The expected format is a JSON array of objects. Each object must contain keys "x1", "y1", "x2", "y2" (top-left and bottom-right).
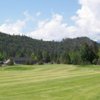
[{"x1": 0, "y1": 64, "x2": 100, "y2": 100}]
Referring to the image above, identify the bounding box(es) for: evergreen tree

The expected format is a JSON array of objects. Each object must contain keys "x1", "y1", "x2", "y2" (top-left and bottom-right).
[
  {"x1": 31, "y1": 52, "x2": 37, "y2": 61},
  {"x1": 80, "y1": 43, "x2": 98, "y2": 64},
  {"x1": 60, "y1": 52, "x2": 71, "y2": 64},
  {"x1": 70, "y1": 52, "x2": 82, "y2": 65},
  {"x1": 42, "y1": 51, "x2": 50, "y2": 63},
  {"x1": 37, "y1": 51, "x2": 43, "y2": 62},
  {"x1": 0, "y1": 52, "x2": 4, "y2": 61}
]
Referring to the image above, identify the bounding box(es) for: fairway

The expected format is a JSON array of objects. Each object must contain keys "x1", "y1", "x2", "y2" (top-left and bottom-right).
[{"x1": 0, "y1": 64, "x2": 100, "y2": 100}]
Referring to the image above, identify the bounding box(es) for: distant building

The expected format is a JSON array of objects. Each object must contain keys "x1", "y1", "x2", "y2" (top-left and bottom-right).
[
  {"x1": 4, "y1": 59, "x2": 11, "y2": 65},
  {"x1": 13, "y1": 57, "x2": 36, "y2": 65}
]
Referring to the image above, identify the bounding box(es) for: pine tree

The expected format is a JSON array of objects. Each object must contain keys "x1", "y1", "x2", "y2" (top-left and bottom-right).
[
  {"x1": 42, "y1": 51, "x2": 50, "y2": 63},
  {"x1": 80, "y1": 43, "x2": 98, "y2": 64},
  {"x1": 60, "y1": 52, "x2": 71, "y2": 64},
  {"x1": 0, "y1": 52, "x2": 4, "y2": 61}
]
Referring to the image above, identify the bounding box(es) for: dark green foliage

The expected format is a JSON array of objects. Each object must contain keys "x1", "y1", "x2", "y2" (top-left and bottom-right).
[
  {"x1": 80, "y1": 43, "x2": 98, "y2": 64},
  {"x1": 42, "y1": 51, "x2": 50, "y2": 63},
  {"x1": 38, "y1": 61, "x2": 44, "y2": 65},
  {"x1": 0, "y1": 52, "x2": 4, "y2": 61},
  {"x1": 31, "y1": 52, "x2": 37, "y2": 63},
  {"x1": 60, "y1": 52, "x2": 71, "y2": 64},
  {"x1": 25, "y1": 59, "x2": 33, "y2": 65},
  {"x1": 70, "y1": 52, "x2": 82, "y2": 65},
  {"x1": 0, "y1": 32, "x2": 99, "y2": 65},
  {"x1": 97, "y1": 59, "x2": 100, "y2": 65},
  {"x1": 92, "y1": 59, "x2": 98, "y2": 65},
  {"x1": 37, "y1": 51, "x2": 43, "y2": 62}
]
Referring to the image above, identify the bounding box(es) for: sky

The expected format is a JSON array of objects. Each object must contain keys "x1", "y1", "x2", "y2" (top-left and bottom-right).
[{"x1": 0, "y1": 0, "x2": 100, "y2": 41}]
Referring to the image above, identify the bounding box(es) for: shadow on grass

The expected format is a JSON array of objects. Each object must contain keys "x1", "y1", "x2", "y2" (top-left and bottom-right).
[{"x1": 0, "y1": 65, "x2": 34, "y2": 71}]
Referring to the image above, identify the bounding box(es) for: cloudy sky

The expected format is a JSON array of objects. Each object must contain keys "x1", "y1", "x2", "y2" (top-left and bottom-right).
[{"x1": 0, "y1": 0, "x2": 100, "y2": 41}]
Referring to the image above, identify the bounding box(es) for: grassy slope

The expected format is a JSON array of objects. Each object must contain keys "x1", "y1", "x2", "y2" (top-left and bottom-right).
[{"x1": 0, "y1": 64, "x2": 100, "y2": 100}]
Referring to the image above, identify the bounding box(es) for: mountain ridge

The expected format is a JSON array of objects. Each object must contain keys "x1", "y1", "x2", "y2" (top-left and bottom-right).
[{"x1": 0, "y1": 32, "x2": 99, "y2": 59}]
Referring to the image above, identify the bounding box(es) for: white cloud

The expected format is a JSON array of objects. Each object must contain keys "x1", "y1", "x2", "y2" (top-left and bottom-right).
[
  {"x1": 0, "y1": 11, "x2": 34, "y2": 35},
  {"x1": 29, "y1": 0, "x2": 100, "y2": 41},
  {"x1": 0, "y1": 19, "x2": 26, "y2": 35},
  {"x1": 0, "y1": 0, "x2": 100, "y2": 41},
  {"x1": 72, "y1": 0, "x2": 100, "y2": 40},
  {"x1": 29, "y1": 14, "x2": 77, "y2": 41}
]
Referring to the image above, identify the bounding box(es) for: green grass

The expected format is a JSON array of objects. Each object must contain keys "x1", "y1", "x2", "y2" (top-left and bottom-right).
[{"x1": 0, "y1": 64, "x2": 100, "y2": 100}]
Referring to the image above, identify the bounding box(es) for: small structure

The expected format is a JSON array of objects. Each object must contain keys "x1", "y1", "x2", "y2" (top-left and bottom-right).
[
  {"x1": 4, "y1": 58, "x2": 14, "y2": 65},
  {"x1": 4, "y1": 59, "x2": 10, "y2": 65},
  {"x1": 1, "y1": 57, "x2": 36, "y2": 65},
  {"x1": 13, "y1": 57, "x2": 35, "y2": 65}
]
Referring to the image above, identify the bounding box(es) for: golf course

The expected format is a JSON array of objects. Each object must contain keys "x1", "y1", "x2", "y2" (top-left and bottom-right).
[{"x1": 0, "y1": 64, "x2": 100, "y2": 100}]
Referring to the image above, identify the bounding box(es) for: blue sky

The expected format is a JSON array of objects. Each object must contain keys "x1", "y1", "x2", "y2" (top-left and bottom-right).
[
  {"x1": 0, "y1": 0, "x2": 79, "y2": 23},
  {"x1": 0, "y1": 0, "x2": 100, "y2": 41}
]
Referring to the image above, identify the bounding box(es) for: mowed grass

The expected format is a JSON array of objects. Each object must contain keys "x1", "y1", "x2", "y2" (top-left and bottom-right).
[{"x1": 0, "y1": 64, "x2": 100, "y2": 100}]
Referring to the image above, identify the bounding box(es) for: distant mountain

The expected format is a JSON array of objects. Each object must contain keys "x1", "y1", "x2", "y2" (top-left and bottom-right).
[
  {"x1": 0, "y1": 32, "x2": 99, "y2": 59},
  {"x1": 61, "y1": 37, "x2": 99, "y2": 51}
]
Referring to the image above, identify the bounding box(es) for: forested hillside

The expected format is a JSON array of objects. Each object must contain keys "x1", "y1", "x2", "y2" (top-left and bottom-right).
[{"x1": 0, "y1": 32, "x2": 99, "y2": 65}]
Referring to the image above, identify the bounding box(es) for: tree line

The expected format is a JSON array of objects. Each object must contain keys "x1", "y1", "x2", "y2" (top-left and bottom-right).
[
  {"x1": 0, "y1": 32, "x2": 100, "y2": 65},
  {"x1": 30, "y1": 43, "x2": 99, "y2": 65}
]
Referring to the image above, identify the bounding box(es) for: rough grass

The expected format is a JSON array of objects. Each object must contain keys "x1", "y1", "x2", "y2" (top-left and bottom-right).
[{"x1": 0, "y1": 64, "x2": 100, "y2": 100}]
